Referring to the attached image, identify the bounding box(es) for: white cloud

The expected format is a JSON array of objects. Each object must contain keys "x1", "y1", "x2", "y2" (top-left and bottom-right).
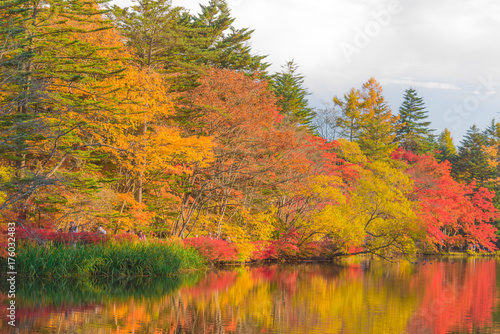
[{"x1": 382, "y1": 79, "x2": 461, "y2": 90}]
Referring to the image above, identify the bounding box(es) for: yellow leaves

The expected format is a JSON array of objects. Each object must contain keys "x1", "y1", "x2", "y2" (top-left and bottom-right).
[
  {"x1": 0, "y1": 166, "x2": 13, "y2": 205},
  {"x1": 291, "y1": 174, "x2": 348, "y2": 243},
  {"x1": 345, "y1": 161, "x2": 421, "y2": 253},
  {"x1": 245, "y1": 207, "x2": 278, "y2": 241},
  {"x1": 484, "y1": 144, "x2": 500, "y2": 169},
  {"x1": 118, "y1": 68, "x2": 174, "y2": 119},
  {"x1": 304, "y1": 145, "x2": 423, "y2": 255},
  {"x1": 307, "y1": 174, "x2": 345, "y2": 204},
  {"x1": 221, "y1": 218, "x2": 258, "y2": 262},
  {"x1": 77, "y1": 62, "x2": 214, "y2": 186},
  {"x1": 313, "y1": 205, "x2": 362, "y2": 248},
  {"x1": 146, "y1": 129, "x2": 214, "y2": 168},
  {"x1": 336, "y1": 139, "x2": 367, "y2": 166},
  {"x1": 363, "y1": 161, "x2": 413, "y2": 199},
  {"x1": 101, "y1": 66, "x2": 174, "y2": 124}
]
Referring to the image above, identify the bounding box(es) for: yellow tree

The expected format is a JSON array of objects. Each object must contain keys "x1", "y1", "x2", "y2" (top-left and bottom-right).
[
  {"x1": 357, "y1": 78, "x2": 401, "y2": 160},
  {"x1": 333, "y1": 88, "x2": 365, "y2": 141},
  {"x1": 312, "y1": 141, "x2": 423, "y2": 257}
]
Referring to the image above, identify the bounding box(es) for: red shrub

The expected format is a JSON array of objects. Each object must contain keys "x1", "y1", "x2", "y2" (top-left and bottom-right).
[
  {"x1": 298, "y1": 241, "x2": 325, "y2": 258},
  {"x1": 183, "y1": 237, "x2": 239, "y2": 263},
  {"x1": 112, "y1": 233, "x2": 139, "y2": 243},
  {"x1": 250, "y1": 236, "x2": 344, "y2": 261},
  {"x1": 250, "y1": 241, "x2": 277, "y2": 261},
  {"x1": 248, "y1": 230, "x2": 301, "y2": 261}
]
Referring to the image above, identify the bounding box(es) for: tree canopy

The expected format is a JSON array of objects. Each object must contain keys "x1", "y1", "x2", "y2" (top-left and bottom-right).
[{"x1": 2, "y1": 0, "x2": 499, "y2": 258}]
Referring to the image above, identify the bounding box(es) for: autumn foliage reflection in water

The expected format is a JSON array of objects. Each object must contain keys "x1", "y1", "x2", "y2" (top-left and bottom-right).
[{"x1": 7, "y1": 259, "x2": 499, "y2": 334}]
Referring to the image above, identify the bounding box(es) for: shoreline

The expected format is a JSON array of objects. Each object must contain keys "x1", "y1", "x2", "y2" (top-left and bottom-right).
[{"x1": 4, "y1": 239, "x2": 499, "y2": 280}]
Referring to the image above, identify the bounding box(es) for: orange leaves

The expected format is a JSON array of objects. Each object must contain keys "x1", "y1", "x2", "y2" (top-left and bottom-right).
[
  {"x1": 191, "y1": 68, "x2": 281, "y2": 138},
  {"x1": 90, "y1": 66, "x2": 213, "y2": 175},
  {"x1": 114, "y1": 192, "x2": 154, "y2": 228},
  {"x1": 168, "y1": 68, "x2": 311, "y2": 238},
  {"x1": 55, "y1": 24, "x2": 214, "y2": 232}
]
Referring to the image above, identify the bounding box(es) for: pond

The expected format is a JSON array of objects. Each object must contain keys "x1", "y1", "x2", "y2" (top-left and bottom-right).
[{"x1": 3, "y1": 257, "x2": 500, "y2": 333}]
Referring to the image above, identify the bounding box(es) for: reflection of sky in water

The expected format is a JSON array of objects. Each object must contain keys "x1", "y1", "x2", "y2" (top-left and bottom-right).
[{"x1": 3, "y1": 258, "x2": 499, "y2": 334}]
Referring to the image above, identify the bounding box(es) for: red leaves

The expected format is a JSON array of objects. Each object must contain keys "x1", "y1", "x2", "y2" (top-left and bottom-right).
[
  {"x1": 183, "y1": 230, "x2": 346, "y2": 263},
  {"x1": 395, "y1": 150, "x2": 499, "y2": 250},
  {"x1": 112, "y1": 233, "x2": 140, "y2": 243},
  {"x1": 408, "y1": 260, "x2": 496, "y2": 333},
  {"x1": 251, "y1": 241, "x2": 278, "y2": 260},
  {"x1": 183, "y1": 237, "x2": 239, "y2": 263},
  {"x1": 250, "y1": 229, "x2": 343, "y2": 261}
]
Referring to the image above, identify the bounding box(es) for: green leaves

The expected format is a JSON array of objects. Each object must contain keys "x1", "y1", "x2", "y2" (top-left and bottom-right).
[
  {"x1": 270, "y1": 60, "x2": 315, "y2": 130},
  {"x1": 395, "y1": 88, "x2": 433, "y2": 153},
  {"x1": 0, "y1": 0, "x2": 123, "y2": 215}
]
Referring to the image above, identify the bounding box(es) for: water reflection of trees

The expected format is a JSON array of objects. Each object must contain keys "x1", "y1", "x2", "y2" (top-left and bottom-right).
[
  {"x1": 407, "y1": 259, "x2": 496, "y2": 334},
  {"x1": 6, "y1": 259, "x2": 498, "y2": 333}
]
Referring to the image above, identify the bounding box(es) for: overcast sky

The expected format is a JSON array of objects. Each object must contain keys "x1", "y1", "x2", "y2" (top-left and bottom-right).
[{"x1": 114, "y1": 0, "x2": 500, "y2": 143}]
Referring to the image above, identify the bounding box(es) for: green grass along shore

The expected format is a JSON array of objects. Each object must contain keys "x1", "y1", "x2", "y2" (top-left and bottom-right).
[{"x1": 5, "y1": 242, "x2": 206, "y2": 279}]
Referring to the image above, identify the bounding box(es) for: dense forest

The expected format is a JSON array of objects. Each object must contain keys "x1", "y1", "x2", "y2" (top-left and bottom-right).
[{"x1": 2, "y1": 0, "x2": 500, "y2": 258}]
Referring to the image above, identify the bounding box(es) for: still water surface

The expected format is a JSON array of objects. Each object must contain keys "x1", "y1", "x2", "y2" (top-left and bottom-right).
[{"x1": 5, "y1": 257, "x2": 500, "y2": 334}]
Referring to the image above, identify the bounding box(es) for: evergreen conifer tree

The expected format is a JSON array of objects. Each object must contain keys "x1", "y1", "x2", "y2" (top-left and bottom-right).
[
  {"x1": 113, "y1": 0, "x2": 208, "y2": 92},
  {"x1": 0, "y1": 0, "x2": 122, "y2": 211},
  {"x1": 192, "y1": 0, "x2": 268, "y2": 73},
  {"x1": 452, "y1": 125, "x2": 491, "y2": 184},
  {"x1": 270, "y1": 60, "x2": 315, "y2": 129},
  {"x1": 483, "y1": 119, "x2": 500, "y2": 145},
  {"x1": 114, "y1": 0, "x2": 268, "y2": 129},
  {"x1": 114, "y1": 0, "x2": 267, "y2": 91},
  {"x1": 395, "y1": 88, "x2": 433, "y2": 153}
]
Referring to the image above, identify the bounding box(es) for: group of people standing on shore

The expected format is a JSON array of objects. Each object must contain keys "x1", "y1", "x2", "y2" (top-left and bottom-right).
[
  {"x1": 66, "y1": 221, "x2": 108, "y2": 235},
  {"x1": 126, "y1": 229, "x2": 146, "y2": 241}
]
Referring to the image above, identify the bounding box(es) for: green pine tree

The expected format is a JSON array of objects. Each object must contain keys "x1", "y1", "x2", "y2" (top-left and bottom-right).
[
  {"x1": 452, "y1": 125, "x2": 491, "y2": 184},
  {"x1": 114, "y1": 0, "x2": 268, "y2": 90},
  {"x1": 113, "y1": 0, "x2": 268, "y2": 129},
  {"x1": 270, "y1": 60, "x2": 315, "y2": 130},
  {"x1": 112, "y1": 0, "x2": 182, "y2": 70},
  {"x1": 0, "y1": 0, "x2": 122, "y2": 212},
  {"x1": 112, "y1": 0, "x2": 209, "y2": 92},
  {"x1": 482, "y1": 119, "x2": 500, "y2": 205},
  {"x1": 395, "y1": 88, "x2": 433, "y2": 153},
  {"x1": 192, "y1": 0, "x2": 268, "y2": 73},
  {"x1": 483, "y1": 119, "x2": 500, "y2": 146}
]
